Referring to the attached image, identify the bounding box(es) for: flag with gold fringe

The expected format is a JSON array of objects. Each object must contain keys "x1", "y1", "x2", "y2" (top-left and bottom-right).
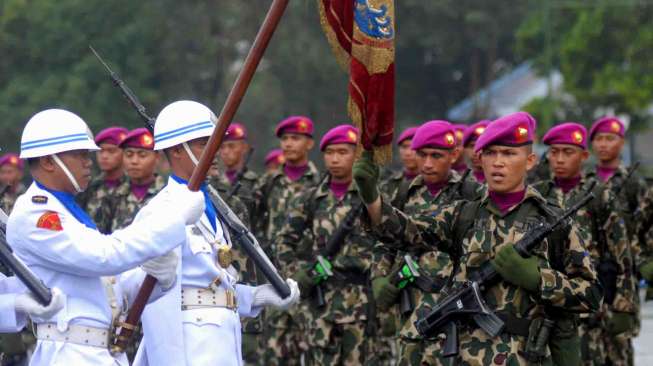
[{"x1": 318, "y1": 0, "x2": 395, "y2": 164}]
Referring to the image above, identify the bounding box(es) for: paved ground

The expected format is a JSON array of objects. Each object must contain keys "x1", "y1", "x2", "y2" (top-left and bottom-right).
[{"x1": 634, "y1": 289, "x2": 653, "y2": 365}]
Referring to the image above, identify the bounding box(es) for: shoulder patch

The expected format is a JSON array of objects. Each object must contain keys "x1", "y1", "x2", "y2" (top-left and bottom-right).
[
  {"x1": 37, "y1": 211, "x2": 63, "y2": 231},
  {"x1": 32, "y1": 195, "x2": 48, "y2": 204}
]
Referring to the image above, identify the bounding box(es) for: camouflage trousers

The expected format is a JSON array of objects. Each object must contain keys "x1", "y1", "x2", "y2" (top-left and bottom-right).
[
  {"x1": 604, "y1": 334, "x2": 633, "y2": 366},
  {"x1": 397, "y1": 337, "x2": 449, "y2": 366},
  {"x1": 242, "y1": 316, "x2": 266, "y2": 366},
  {"x1": 307, "y1": 318, "x2": 394, "y2": 366},
  {"x1": 263, "y1": 308, "x2": 309, "y2": 365},
  {"x1": 580, "y1": 323, "x2": 606, "y2": 366}
]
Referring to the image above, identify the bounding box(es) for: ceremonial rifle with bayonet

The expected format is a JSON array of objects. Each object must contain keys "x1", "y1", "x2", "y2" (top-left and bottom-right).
[
  {"x1": 413, "y1": 191, "x2": 594, "y2": 357},
  {"x1": 90, "y1": 0, "x2": 291, "y2": 353}
]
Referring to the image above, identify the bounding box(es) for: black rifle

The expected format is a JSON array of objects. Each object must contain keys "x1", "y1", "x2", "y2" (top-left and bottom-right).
[
  {"x1": 596, "y1": 162, "x2": 639, "y2": 304},
  {"x1": 92, "y1": 47, "x2": 291, "y2": 298},
  {"x1": 227, "y1": 147, "x2": 254, "y2": 199},
  {"x1": 89, "y1": 46, "x2": 156, "y2": 132},
  {"x1": 0, "y1": 209, "x2": 52, "y2": 305},
  {"x1": 414, "y1": 192, "x2": 594, "y2": 357},
  {"x1": 311, "y1": 203, "x2": 364, "y2": 307}
]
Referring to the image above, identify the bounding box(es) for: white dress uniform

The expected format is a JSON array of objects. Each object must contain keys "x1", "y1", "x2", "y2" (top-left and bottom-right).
[
  {"x1": 134, "y1": 176, "x2": 260, "y2": 366},
  {"x1": 7, "y1": 182, "x2": 188, "y2": 365},
  {"x1": 0, "y1": 274, "x2": 30, "y2": 332}
]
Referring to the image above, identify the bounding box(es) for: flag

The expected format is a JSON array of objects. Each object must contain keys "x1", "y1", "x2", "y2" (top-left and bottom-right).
[{"x1": 318, "y1": 0, "x2": 395, "y2": 164}]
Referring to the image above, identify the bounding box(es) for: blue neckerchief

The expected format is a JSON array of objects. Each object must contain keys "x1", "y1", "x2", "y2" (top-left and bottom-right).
[
  {"x1": 170, "y1": 175, "x2": 217, "y2": 232},
  {"x1": 35, "y1": 181, "x2": 97, "y2": 230}
]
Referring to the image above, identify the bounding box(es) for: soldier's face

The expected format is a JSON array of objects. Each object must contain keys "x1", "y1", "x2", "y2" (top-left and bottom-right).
[
  {"x1": 591, "y1": 133, "x2": 624, "y2": 163},
  {"x1": 123, "y1": 148, "x2": 159, "y2": 181},
  {"x1": 323, "y1": 144, "x2": 356, "y2": 181},
  {"x1": 547, "y1": 144, "x2": 589, "y2": 179},
  {"x1": 219, "y1": 140, "x2": 248, "y2": 170},
  {"x1": 280, "y1": 133, "x2": 313, "y2": 164},
  {"x1": 480, "y1": 145, "x2": 536, "y2": 193},
  {"x1": 416, "y1": 147, "x2": 458, "y2": 184},
  {"x1": 398, "y1": 140, "x2": 417, "y2": 172},
  {"x1": 96, "y1": 143, "x2": 123, "y2": 173},
  {"x1": 464, "y1": 144, "x2": 482, "y2": 170},
  {"x1": 57, "y1": 150, "x2": 93, "y2": 192},
  {"x1": 0, "y1": 165, "x2": 22, "y2": 186}
]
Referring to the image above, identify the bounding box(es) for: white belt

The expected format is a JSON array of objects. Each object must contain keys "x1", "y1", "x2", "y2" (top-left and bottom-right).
[
  {"x1": 36, "y1": 323, "x2": 111, "y2": 349},
  {"x1": 181, "y1": 287, "x2": 237, "y2": 311}
]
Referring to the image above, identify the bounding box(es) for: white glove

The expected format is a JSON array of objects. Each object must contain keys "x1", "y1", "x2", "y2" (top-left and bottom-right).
[
  {"x1": 167, "y1": 184, "x2": 205, "y2": 225},
  {"x1": 142, "y1": 251, "x2": 178, "y2": 290},
  {"x1": 15, "y1": 288, "x2": 65, "y2": 319},
  {"x1": 252, "y1": 279, "x2": 300, "y2": 310}
]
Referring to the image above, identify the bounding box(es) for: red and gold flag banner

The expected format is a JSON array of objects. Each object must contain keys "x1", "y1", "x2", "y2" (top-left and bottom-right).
[{"x1": 319, "y1": 0, "x2": 395, "y2": 164}]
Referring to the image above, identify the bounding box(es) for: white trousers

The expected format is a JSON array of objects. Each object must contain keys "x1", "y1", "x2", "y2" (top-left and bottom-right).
[
  {"x1": 29, "y1": 340, "x2": 128, "y2": 366},
  {"x1": 182, "y1": 309, "x2": 243, "y2": 366}
]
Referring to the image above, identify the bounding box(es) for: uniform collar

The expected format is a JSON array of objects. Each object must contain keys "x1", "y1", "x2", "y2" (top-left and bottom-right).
[{"x1": 480, "y1": 185, "x2": 545, "y2": 217}]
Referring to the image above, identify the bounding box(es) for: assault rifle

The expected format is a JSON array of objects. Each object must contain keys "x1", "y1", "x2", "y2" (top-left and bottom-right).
[
  {"x1": 310, "y1": 203, "x2": 364, "y2": 307},
  {"x1": 0, "y1": 208, "x2": 52, "y2": 305},
  {"x1": 414, "y1": 191, "x2": 594, "y2": 357},
  {"x1": 227, "y1": 147, "x2": 254, "y2": 199},
  {"x1": 389, "y1": 255, "x2": 421, "y2": 316}
]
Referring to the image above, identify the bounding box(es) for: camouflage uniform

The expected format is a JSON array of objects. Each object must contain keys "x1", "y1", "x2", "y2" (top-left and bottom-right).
[
  {"x1": 96, "y1": 175, "x2": 166, "y2": 234},
  {"x1": 533, "y1": 175, "x2": 636, "y2": 366},
  {"x1": 0, "y1": 183, "x2": 25, "y2": 214},
  {"x1": 76, "y1": 175, "x2": 126, "y2": 231},
  {"x1": 209, "y1": 168, "x2": 259, "y2": 228},
  {"x1": 255, "y1": 163, "x2": 321, "y2": 365},
  {"x1": 207, "y1": 176, "x2": 265, "y2": 366},
  {"x1": 370, "y1": 186, "x2": 601, "y2": 365},
  {"x1": 374, "y1": 171, "x2": 483, "y2": 366},
  {"x1": 588, "y1": 164, "x2": 647, "y2": 366},
  {"x1": 276, "y1": 179, "x2": 392, "y2": 366},
  {"x1": 527, "y1": 153, "x2": 551, "y2": 184},
  {"x1": 379, "y1": 170, "x2": 413, "y2": 206}
]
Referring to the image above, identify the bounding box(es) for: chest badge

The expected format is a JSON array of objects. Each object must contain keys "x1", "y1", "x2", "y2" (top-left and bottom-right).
[
  {"x1": 217, "y1": 244, "x2": 233, "y2": 268},
  {"x1": 32, "y1": 195, "x2": 48, "y2": 204}
]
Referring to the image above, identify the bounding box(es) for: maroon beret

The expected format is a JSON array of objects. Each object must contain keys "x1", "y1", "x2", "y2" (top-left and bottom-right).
[
  {"x1": 589, "y1": 117, "x2": 625, "y2": 140},
  {"x1": 95, "y1": 127, "x2": 129, "y2": 146},
  {"x1": 396, "y1": 127, "x2": 418, "y2": 145},
  {"x1": 119, "y1": 128, "x2": 154, "y2": 150},
  {"x1": 474, "y1": 112, "x2": 536, "y2": 153},
  {"x1": 264, "y1": 149, "x2": 285, "y2": 166},
  {"x1": 542, "y1": 122, "x2": 587, "y2": 149},
  {"x1": 275, "y1": 116, "x2": 314, "y2": 137},
  {"x1": 411, "y1": 121, "x2": 456, "y2": 150},
  {"x1": 225, "y1": 123, "x2": 248, "y2": 142},
  {"x1": 320, "y1": 124, "x2": 359, "y2": 151},
  {"x1": 463, "y1": 120, "x2": 491, "y2": 147},
  {"x1": 0, "y1": 153, "x2": 23, "y2": 169}
]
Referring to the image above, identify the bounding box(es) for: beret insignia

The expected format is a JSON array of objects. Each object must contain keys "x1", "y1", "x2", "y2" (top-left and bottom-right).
[
  {"x1": 474, "y1": 126, "x2": 486, "y2": 136},
  {"x1": 234, "y1": 127, "x2": 243, "y2": 137},
  {"x1": 445, "y1": 133, "x2": 455, "y2": 146},
  {"x1": 278, "y1": 155, "x2": 286, "y2": 163},
  {"x1": 9, "y1": 156, "x2": 18, "y2": 165},
  {"x1": 455, "y1": 130, "x2": 464, "y2": 142},
  {"x1": 297, "y1": 120, "x2": 308, "y2": 132},
  {"x1": 610, "y1": 121, "x2": 621, "y2": 133},
  {"x1": 515, "y1": 125, "x2": 529, "y2": 143},
  {"x1": 37, "y1": 211, "x2": 62, "y2": 231},
  {"x1": 347, "y1": 130, "x2": 358, "y2": 143},
  {"x1": 140, "y1": 133, "x2": 154, "y2": 148},
  {"x1": 118, "y1": 132, "x2": 127, "y2": 142},
  {"x1": 572, "y1": 131, "x2": 584, "y2": 144}
]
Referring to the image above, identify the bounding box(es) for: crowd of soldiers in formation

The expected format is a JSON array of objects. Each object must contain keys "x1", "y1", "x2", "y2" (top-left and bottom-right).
[{"x1": 1, "y1": 110, "x2": 653, "y2": 366}]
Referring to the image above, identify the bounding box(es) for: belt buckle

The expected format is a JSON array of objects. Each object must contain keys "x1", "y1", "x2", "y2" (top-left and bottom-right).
[{"x1": 217, "y1": 244, "x2": 233, "y2": 268}]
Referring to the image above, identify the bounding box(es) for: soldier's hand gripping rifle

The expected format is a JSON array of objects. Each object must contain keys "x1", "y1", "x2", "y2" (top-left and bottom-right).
[
  {"x1": 414, "y1": 191, "x2": 594, "y2": 357},
  {"x1": 388, "y1": 254, "x2": 421, "y2": 316},
  {"x1": 0, "y1": 208, "x2": 52, "y2": 305},
  {"x1": 310, "y1": 203, "x2": 364, "y2": 307},
  {"x1": 90, "y1": 0, "x2": 291, "y2": 353}
]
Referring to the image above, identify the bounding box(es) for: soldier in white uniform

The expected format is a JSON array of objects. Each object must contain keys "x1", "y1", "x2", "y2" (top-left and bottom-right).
[
  {"x1": 134, "y1": 100, "x2": 300, "y2": 366},
  {"x1": 6, "y1": 109, "x2": 205, "y2": 365}
]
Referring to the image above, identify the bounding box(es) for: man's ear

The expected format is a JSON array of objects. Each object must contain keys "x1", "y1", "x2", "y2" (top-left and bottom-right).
[
  {"x1": 525, "y1": 151, "x2": 537, "y2": 171},
  {"x1": 306, "y1": 138, "x2": 315, "y2": 151},
  {"x1": 40, "y1": 156, "x2": 57, "y2": 173},
  {"x1": 450, "y1": 148, "x2": 461, "y2": 164}
]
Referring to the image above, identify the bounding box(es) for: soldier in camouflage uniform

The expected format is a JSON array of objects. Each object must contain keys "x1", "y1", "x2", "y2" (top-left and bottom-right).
[
  {"x1": 209, "y1": 122, "x2": 264, "y2": 365},
  {"x1": 264, "y1": 149, "x2": 285, "y2": 174},
  {"x1": 96, "y1": 128, "x2": 165, "y2": 234},
  {"x1": 588, "y1": 117, "x2": 647, "y2": 366},
  {"x1": 0, "y1": 153, "x2": 26, "y2": 214},
  {"x1": 256, "y1": 116, "x2": 320, "y2": 365},
  {"x1": 462, "y1": 120, "x2": 490, "y2": 184},
  {"x1": 355, "y1": 112, "x2": 601, "y2": 365},
  {"x1": 533, "y1": 122, "x2": 637, "y2": 366},
  {"x1": 380, "y1": 126, "x2": 418, "y2": 203},
  {"x1": 277, "y1": 125, "x2": 391, "y2": 365},
  {"x1": 372, "y1": 121, "x2": 484, "y2": 366},
  {"x1": 76, "y1": 127, "x2": 128, "y2": 225},
  {"x1": 0, "y1": 152, "x2": 31, "y2": 366}
]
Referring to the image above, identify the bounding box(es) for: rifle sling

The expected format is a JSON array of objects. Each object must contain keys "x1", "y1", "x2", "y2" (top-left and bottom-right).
[{"x1": 496, "y1": 311, "x2": 531, "y2": 337}]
